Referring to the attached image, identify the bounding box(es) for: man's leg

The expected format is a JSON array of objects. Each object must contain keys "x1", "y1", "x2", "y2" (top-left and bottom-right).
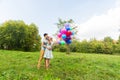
[{"x1": 37, "y1": 50, "x2": 44, "y2": 69}]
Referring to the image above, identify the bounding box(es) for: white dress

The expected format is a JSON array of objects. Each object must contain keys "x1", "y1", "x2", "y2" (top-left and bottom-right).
[{"x1": 44, "y1": 43, "x2": 53, "y2": 59}]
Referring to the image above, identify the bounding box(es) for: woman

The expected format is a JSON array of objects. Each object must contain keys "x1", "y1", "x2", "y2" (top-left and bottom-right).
[{"x1": 44, "y1": 37, "x2": 53, "y2": 70}]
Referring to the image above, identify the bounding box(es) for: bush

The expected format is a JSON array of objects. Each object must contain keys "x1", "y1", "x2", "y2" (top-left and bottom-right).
[
  {"x1": 103, "y1": 42, "x2": 113, "y2": 54},
  {"x1": 113, "y1": 43, "x2": 120, "y2": 53},
  {"x1": 95, "y1": 42, "x2": 104, "y2": 53},
  {"x1": 69, "y1": 40, "x2": 79, "y2": 52},
  {"x1": 53, "y1": 44, "x2": 66, "y2": 52},
  {"x1": 53, "y1": 38, "x2": 119, "y2": 54}
]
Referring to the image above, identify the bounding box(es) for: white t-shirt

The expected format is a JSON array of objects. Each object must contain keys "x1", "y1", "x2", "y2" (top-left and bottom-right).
[{"x1": 42, "y1": 38, "x2": 48, "y2": 47}]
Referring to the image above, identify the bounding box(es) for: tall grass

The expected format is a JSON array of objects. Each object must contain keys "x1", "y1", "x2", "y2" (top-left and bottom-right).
[{"x1": 0, "y1": 50, "x2": 120, "y2": 80}]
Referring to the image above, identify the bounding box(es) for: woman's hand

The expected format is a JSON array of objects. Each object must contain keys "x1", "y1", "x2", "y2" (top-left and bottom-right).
[{"x1": 47, "y1": 47, "x2": 52, "y2": 50}]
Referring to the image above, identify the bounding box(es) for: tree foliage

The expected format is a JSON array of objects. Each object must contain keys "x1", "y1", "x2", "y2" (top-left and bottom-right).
[
  {"x1": 0, "y1": 20, "x2": 41, "y2": 51},
  {"x1": 56, "y1": 18, "x2": 74, "y2": 29}
]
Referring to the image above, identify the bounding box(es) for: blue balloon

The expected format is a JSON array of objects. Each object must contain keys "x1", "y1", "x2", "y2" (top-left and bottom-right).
[
  {"x1": 66, "y1": 40, "x2": 72, "y2": 44},
  {"x1": 62, "y1": 34, "x2": 67, "y2": 39},
  {"x1": 65, "y1": 27, "x2": 70, "y2": 31}
]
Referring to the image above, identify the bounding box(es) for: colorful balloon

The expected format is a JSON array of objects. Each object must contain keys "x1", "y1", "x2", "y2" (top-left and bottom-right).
[
  {"x1": 60, "y1": 40, "x2": 65, "y2": 45},
  {"x1": 66, "y1": 31, "x2": 72, "y2": 37},
  {"x1": 66, "y1": 40, "x2": 72, "y2": 44},
  {"x1": 56, "y1": 23, "x2": 74, "y2": 45},
  {"x1": 61, "y1": 28, "x2": 67, "y2": 34},
  {"x1": 57, "y1": 33, "x2": 62, "y2": 38},
  {"x1": 65, "y1": 26, "x2": 70, "y2": 31},
  {"x1": 62, "y1": 34, "x2": 67, "y2": 39}
]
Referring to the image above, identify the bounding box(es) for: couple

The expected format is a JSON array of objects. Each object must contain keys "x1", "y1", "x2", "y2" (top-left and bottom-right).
[{"x1": 37, "y1": 33, "x2": 53, "y2": 70}]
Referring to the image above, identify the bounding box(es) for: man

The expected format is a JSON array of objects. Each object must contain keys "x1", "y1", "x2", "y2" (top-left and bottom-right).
[{"x1": 37, "y1": 33, "x2": 49, "y2": 69}]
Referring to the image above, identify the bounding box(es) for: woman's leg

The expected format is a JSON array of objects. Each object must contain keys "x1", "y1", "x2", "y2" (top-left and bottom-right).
[
  {"x1": 37, "y1": 50, "x2": 44, "y2": 69},
  {"x1": 48, "y1": 59, "x2": 50, "y2": 67},
  {"x1": 45, "y1": 59, "x2": 49, "y2": 70}
]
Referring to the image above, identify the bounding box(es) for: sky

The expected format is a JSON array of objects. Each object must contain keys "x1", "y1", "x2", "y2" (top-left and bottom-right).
[{"x1": 0, "y1": 0, "x2": 120, "y2": 40}]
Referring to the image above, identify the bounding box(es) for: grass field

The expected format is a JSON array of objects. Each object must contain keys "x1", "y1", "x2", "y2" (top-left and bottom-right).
[{"x1": 0, "y1": 50, "x2": 120, "y2": 80}]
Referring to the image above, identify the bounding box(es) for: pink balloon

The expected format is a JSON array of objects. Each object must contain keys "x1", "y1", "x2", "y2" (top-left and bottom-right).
[
  {"x1": 57, "y1": 33, "x2": 62, "y2": 38},
  {"x1": 61, "y1": 28, "x2": 67, "y2": 34}
]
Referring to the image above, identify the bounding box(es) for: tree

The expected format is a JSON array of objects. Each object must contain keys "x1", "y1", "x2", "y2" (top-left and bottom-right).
[
  {"x1": 103, "y1": 36, "x2": 113, "y2": 54},
  {"x1": 104, "y1": 36, "x2": 113, "y2": 43},
  {"x1": 56, "y1": 18, "x2": 74, "y2": 29},
  {"x1": 0, "y1": 20, "x2": 41, "y2": 51}
]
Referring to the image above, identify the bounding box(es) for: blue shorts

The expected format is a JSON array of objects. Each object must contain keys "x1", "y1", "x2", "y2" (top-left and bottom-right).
[{"x1": 41, "y1": 47, "x2": 46, "y2": 51}]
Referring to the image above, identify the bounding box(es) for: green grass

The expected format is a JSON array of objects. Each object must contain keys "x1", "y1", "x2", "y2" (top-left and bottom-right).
[{"x1": 0, "y1": 50, "x2": 120, "y2": 80}]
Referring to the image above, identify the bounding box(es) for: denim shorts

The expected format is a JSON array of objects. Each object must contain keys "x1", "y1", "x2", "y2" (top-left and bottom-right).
[{"x1": 41, "y1": 47, "x2": 46, "y2": 51}]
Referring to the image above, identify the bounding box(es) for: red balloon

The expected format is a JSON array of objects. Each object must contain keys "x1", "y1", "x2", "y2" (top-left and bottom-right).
[{"x1": 66, "y1": 31, "x2": 72, "y2": 37}]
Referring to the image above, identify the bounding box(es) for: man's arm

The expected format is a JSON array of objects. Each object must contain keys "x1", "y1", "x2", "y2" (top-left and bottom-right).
[
  {"x1": 41, "y1": 42, "x2": 47, "y2": 48},
  {"x1": 41, "y1": 42, "x2": 44, "y2": 47},
  {"x1": 41, "y1": 42, "x2": 51, "y2": 50}
]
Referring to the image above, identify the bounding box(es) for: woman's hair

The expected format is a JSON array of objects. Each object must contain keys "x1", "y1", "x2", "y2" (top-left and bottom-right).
[
  {"x1": 49, "y1": 37, "x2": 53, "y2": 41},
  {"x1": 48, "y1": 37, "x2": 53, "y2": 44}
]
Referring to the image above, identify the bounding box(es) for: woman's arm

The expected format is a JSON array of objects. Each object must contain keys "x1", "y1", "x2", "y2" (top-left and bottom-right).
[{"x1": 49, "y1": 42, "x2": 54, "y2": 50}]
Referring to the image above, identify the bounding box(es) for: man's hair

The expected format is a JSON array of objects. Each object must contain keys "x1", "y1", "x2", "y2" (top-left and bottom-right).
[{"x1": 44, "y1": 33, "x2": 48, "y2": 37}]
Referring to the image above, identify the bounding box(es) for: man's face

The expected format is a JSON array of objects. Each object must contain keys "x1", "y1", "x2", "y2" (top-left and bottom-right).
[{"x1": 45, "y1": 35, "x2": 49, "y2": 39}]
